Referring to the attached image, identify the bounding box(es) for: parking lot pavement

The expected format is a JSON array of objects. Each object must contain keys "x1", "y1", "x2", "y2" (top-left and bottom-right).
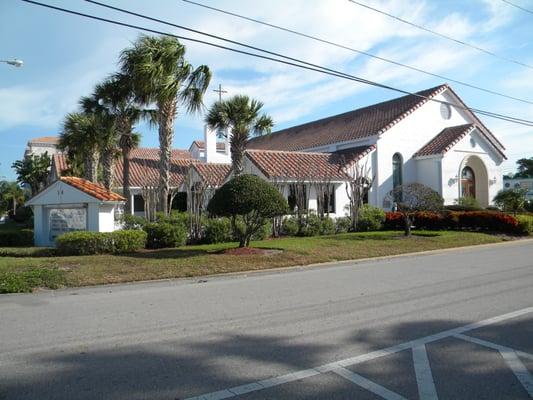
[{"x1": 186, "y1": 308, "x2": 533, "y2": 400}]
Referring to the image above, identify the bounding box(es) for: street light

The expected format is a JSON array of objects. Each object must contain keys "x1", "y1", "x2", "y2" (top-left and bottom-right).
[{"x1": 1, "y1": 59, "x2": 24, "y2": 68}]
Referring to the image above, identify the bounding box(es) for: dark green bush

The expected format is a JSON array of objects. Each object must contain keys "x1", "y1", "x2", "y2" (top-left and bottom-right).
[
  {"x1": 204, "y1": 218, "x2": 232, "y2": 244},
  {"x1": 10, "y1": 206, "x2": 33, "y2": 224},
  {"x1": 299, "y1": 212, "x2": 322, "y2": 237},
  {"x1": 0, "y1": 229, "x2": 33, "y2": 247},
  {"x1": 357, "y1": 204, "x2": 385, "y2": 231},
  {"x1": 454, "y1": 196, "x2": 481, "y2": 209},
  {"x1": 56, "y1": 230, "x2": 147, "y2": 255},
  {"x1": 335, "y1": 216, "x2": 351, "y2": 233},
  {"x1": 445, "y1": 204, "x2": 482, "y2": 212},
  {"x1": 281, "y1": 216, "x2": 299, "y2": 236},
  {"x1": 144, "y1": 222, "x2": 187, "y2": 249},
  {"x1": 320, "y1": 216, "x2": 336, "y2": 235}
]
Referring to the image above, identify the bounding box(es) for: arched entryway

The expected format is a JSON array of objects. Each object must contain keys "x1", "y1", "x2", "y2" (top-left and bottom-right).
[{"x1": 459, "y1": 155, "x2": 489, "y2": 207}]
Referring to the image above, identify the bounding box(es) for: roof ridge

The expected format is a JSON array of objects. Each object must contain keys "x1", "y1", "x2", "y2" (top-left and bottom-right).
[{"x1": 246, "y1": 148, "x2": 331, "y2": 156}]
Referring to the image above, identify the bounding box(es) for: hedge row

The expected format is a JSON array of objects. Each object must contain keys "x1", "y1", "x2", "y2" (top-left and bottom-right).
[
  {"x1": 384, "y1": 211, "x2": 527, "y2": 234},
  {"x1": 56, "y1": 230, "x2": 147, "y2": 255},
  {"x1": 0, "y1": 229, "x2": 34, "y2": 247}
]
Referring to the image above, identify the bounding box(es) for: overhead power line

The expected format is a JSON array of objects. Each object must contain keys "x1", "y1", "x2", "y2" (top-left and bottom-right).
[
  {"x1": 348, "y1": 0, "x2": 533, "y2": 70},
  {"x1": 20, "y1": 0, "x2": 533, "y2": 127},
  {"x1": 501, "y1": 0, "x2": 533, "y2": 15},
  {"x1": 181, "y1": 0, "x2": 533, "y2": 105}
]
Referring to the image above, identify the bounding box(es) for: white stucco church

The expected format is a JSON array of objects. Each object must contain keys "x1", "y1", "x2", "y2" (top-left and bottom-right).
[{"x1": 49, "y1": 83, "x2": 506, "y2": 218}]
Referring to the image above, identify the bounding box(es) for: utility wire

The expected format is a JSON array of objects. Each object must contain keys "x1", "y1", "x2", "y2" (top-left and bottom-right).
[
  {"x1": 348, "y1": 0, "x2": 533, "y2": 70},
  {"x1": 181, "y1": 0, "x2": 533, "y2": 105},
  {"x1": 20, "y1": 0, "x2": 533, "y2": 127},
  {"x1": 501, "y1": 0, "x2": 533, "y2": 15}
]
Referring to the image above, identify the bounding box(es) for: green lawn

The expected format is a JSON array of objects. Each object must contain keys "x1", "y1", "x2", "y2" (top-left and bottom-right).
[{"x1": 0, "y1": 230, "x2": 506, "y2": 293}]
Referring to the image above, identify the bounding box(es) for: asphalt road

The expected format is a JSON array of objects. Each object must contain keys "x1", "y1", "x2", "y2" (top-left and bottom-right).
[{"x1": 1, "y1": 240, "x2": 532, "y2": 400}]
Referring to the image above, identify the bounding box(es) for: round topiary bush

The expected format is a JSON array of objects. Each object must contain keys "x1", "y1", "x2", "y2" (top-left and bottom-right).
[{"x1": 208, "y1": 174, "x2": 288, "y2": 247}]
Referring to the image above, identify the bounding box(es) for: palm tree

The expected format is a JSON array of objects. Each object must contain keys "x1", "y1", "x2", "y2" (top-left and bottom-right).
[
  {"x1": 59, "y1": 112, "x2": 102, "y2": 183},
  {"x1": 80, "y1": 95, "x2": 118, "y2": 190},
  {"x1": 205, "y1": 95, "x2": 273, "y2": 175},
  {"x1": 120, "y1": 35, "x2": 211, "y2": 214},
  {"x1": 0, "y1": 181, "x2": 25, "y2": 216},
  {"x1": 90, "y1": 74, "x2": 153, "y2": 210}
]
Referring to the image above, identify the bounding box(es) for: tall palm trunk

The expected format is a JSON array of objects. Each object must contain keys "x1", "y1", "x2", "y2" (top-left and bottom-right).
[
  {"x1": 157, "y1": 99, "x2": 177, "y2": 215},
  {"x1": 84, "y1": 149, "x2": 99, "y2": 183},
  {"x1": 230, "y1": 127, "x2": 247, "y2": 176},
  {"x1": 122, "y1": 144, "x2": 132, "y2": 214},
  {"x1": 102, "y1": 150, "x2": 115, "y2": 190}
]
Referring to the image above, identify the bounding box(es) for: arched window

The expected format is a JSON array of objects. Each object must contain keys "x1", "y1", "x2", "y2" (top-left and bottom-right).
[
  {"x1": 461, "y1": 166, "x2": 476, "y2": 198},
  {"x1": 392, "y1": 153, "x2": 403, "y2": 189}
]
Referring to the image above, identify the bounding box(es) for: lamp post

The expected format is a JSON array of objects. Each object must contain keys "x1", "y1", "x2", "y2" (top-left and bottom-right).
[{"x1": 1, "y1": 59, "x2": 24, "y2": 68}]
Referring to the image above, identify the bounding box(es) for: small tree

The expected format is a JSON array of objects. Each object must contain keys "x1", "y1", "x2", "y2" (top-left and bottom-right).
[
  {"x1": 389, "y1": 183, "x2": 444, "y2": 236},
  {"x1": 345, "y1": 159, "x2": 374, "y2": 232},
  {"x1": 493, "y1": 189, "x2": 526, "y2": 215},
  {"x1": 12, "y1": 152, "x2": 51, "y2": 195},
  {"x1": 207, "y1": 175, "x2": 288, "y2": 247}
]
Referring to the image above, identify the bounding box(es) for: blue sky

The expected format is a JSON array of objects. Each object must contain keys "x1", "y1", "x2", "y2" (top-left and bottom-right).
[{"x1": 1, "y1": 0, "x2": 532, "y2": 181}]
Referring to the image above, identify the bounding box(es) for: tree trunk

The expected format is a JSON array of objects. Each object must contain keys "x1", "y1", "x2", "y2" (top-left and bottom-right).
[
  {"x1": 102, "y1": 150, "x2": 115, "y2": 190},
  {"x1": 158, "y1": 100, "x2": 177, "y2": 215},
  {"x1": 12, "y1": 197, "x2": 16, "y2": 215},
  {"x1": 231, "y1": 141, "x2": 244, "y2": 176},
  {"x1": 84, "y1": 149, "x2": 99, "y2": 183},
  {"x1": 122, "y1": 146, "x2": 132, "y2": 214},
  {"x1": 404, "y1": 214, "x2": 412, "y2": 237}
]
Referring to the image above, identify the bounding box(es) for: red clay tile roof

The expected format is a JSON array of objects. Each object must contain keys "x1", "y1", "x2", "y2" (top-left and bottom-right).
[
  {"x1": 52, "y1": 153, "x2": 69, "y2": 177},
  {"x1": 60, "y1": 176, "x2": 125, "y2": 201},
  {"x1": 192, "y1": 163, "x2": 232, "y2": 187},
  {"x1": 128, "y1": 147, "x2": 192, "y2": 159},
  {"x1": 414, "y1": 124, "x2": 506, "y2": 158},
  {"x1": 29, "y1": 136, "x2": 59, "y2": 144},
  {"x1": 113, "y1": 157, "x2": 197, "y2": 188},
  {"x1": 190, "y1": 140, "x2": 226, "y2": 151},
  {"x1": 246, "y1": 149, "x2": 356, "y2": 181},
  {"x1": 248, "y1": 85, "x2": 448, "y2": 151}
]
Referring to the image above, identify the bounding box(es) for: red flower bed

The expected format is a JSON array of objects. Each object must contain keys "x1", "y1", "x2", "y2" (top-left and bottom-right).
[{"x1": 385, "y1": 211, "x2": 520, "y2": 233}]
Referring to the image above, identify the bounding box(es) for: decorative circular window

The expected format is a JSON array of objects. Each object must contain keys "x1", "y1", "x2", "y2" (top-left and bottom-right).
[
  {"x1": 505, "y1": 182, "x2": 510, "y2": 188},
  {"x1": 440, "y1": 103, "x2": 452, "y2": 120}
]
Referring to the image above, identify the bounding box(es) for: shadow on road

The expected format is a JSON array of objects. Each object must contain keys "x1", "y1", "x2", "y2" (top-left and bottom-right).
[{"x1": 2, "y1": 317, "x2": 531, "y2": 400}]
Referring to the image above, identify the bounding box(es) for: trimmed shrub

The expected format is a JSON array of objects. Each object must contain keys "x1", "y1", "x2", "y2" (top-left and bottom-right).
[
  {"x1": 204, "y1": 218, "x2": 232, "y2": 244},
  {"x1": 445, "y1": 204, "x2": 481, "y2": 212},
  {"x1": 0, "y1": 229, "x2": 33, "y2": 247},
  {"x1": 454, "y1": 196, "x2": 481, "y2": 209},
  {"x1": 281, "y1": 216, "x2": 299, "y2": 236},
  {"x1": 335, "y1": 216, "x2": 351, "y2": 234},
  {"x1": 144, "y1": 222, "x2": 187, "y2": 249},
  {"x1": 121, "y1": 214, "x2": 147, "y2": 230},
  {"x1": 56, "y1": 230, "x2": 147, "y2": 255},
  {"x1": 516, "y1": 215, "x2": 533, "y2": 235},
  {"x1": 357, "y1": 204, "x2": 385, "y2": 231},
  {"x1": 385, "y1": 211, "x2": 522, "y2": 234},
  {"x1": 300, "y1": 212, "x2": 322, "y2": 237},
  {"x1": 110, "y1": 230, "x2": 148, "y2": 252},
  {"x1": 320, "y1": 216, "x2": 336, "y2": 235}
]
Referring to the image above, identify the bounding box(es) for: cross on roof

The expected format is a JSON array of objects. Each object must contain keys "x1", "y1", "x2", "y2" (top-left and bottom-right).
[{"x1": 213, "y1": 83, "x2": 227, "y2": 102}]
